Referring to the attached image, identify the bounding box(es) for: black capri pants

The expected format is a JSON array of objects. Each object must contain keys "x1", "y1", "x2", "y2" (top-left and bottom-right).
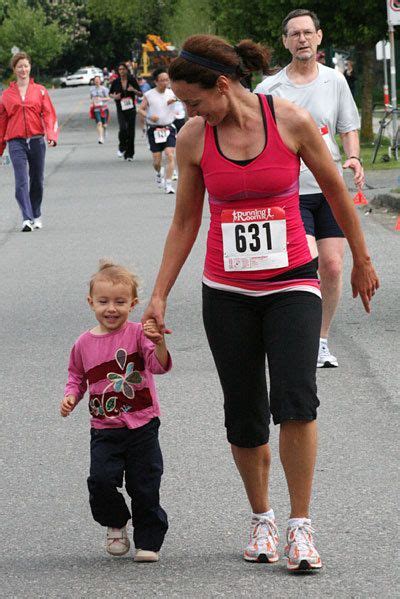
[{"x1": 202, "y1": 286, "x2": 322, "y2": 448}]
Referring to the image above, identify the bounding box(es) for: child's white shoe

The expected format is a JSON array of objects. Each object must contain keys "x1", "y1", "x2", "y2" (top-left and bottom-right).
[
  {"x1": 106, "y1": 526, "x2": 130, "y2": 556},
  {"x1": 134, "y1": 548, "x2": 159, "y2": 562}
]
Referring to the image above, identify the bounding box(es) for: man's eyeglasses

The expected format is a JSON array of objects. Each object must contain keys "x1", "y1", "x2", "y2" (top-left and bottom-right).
[{"x1": 286, "y1": 30, "x2": 317, "y2": 40}]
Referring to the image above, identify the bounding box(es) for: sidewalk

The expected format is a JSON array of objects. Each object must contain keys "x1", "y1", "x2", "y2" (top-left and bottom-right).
[{"x1": 344, "y1": 168, "x2": 400, "y2": 210}]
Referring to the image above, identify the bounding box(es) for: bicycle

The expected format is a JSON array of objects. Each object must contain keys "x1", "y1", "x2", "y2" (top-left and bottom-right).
[{"x1": 372, "y1": 104, "x2": 400, "y2": 163}]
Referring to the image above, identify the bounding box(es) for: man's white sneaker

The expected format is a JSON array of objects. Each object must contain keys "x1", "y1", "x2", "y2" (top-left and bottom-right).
[
  {"x1": 172, "y1": 170, "x2": 178, "y2": 181},
  {"x1": 156, "y1": 167, "x2": 165, "y2": 188},
  {"x1": 156, "y1": 174, "x2": 164, "y2": 188},
  {"x1": 32, "y1": 218, "x2": 42, "y2": 230},
  {"x1": 317, "y1": 341, "x2": 338, "y2": 368},
  {"x1": 117, "y1": 150, "x2": 124, "y2": 158},
  {"x1": 134, "y1": 549, "x2": 159, "y2": 562},
  {"x1": 165, "y1": 183, "x2": 175, "y2": 194},
  {"x1": 106, "y1": 526, "x2": 130, "y2": 556},
  {"x1": 243, "y1": 514, "x2": 279, "y2": 563},
  {"x1": 284, "y1": 519, "x2": 322, "y2": 571}
]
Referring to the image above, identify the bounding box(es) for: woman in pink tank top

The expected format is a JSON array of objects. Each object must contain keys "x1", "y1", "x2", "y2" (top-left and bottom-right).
[{"x1": 142, "y1": 34, "x2": 379, "y2": 572}]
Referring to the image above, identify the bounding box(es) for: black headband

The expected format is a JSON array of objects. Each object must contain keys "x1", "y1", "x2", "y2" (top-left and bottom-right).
[{"x1": 179, "y1": 50, "x2": 237, "y2": 75}]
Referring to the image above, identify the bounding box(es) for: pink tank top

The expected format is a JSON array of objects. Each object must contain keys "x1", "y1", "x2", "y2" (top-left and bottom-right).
[{"x1": 200, "y1": 94, "x2": 320, "y2": 296}]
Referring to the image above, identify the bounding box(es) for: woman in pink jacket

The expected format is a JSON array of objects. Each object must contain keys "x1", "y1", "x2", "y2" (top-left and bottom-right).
[{"x1": 0, "y1": 52, "x2": 58, "y2": 231}]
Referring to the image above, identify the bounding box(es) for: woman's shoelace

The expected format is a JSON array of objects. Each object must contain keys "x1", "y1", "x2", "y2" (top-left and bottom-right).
[
  {"x1": 289, "y1": 524, "x2": 316, "y2": 551},
  {"x1": 252, "y1": 518, "x2": 279, "y2": 547}
]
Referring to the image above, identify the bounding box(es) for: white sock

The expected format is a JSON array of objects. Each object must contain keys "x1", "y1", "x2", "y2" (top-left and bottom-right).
[
  {"x1": 252, "y1": 509, "x2": 275, "y2": 520},
  {"x1": 166, "y1": 179, "x2": 172, "y2": 185},
  {"x1": 287, "y1": 517, "x2": 311, "y2": 528},
  {"x1": 319, "y1": 337, "x2": 328, "y2": 345}
]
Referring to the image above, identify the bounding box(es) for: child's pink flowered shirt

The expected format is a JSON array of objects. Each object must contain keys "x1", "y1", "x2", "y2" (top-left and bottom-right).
[{"x1": 64, "y1": 321, "x2": 172, "y2": 429}]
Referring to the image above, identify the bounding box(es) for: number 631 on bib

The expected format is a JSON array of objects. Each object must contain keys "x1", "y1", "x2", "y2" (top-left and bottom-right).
[{"x1": 221, "y1": 206, "x2": 288, "y2": 272}]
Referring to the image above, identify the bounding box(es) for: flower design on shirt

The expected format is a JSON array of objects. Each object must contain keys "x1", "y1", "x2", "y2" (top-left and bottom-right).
[
  {"x1": 88, "y1": 348, "x2": 146, "y2": 419},
  {"x1": 106, "y1": 348, "x2": 143, "y2": 399}
]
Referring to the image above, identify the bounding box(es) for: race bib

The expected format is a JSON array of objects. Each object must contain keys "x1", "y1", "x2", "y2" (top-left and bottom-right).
[
  {"x1": 221, "y1": 206, "x2": 288, "y2": 271},
  {"x1": 154, "y1": 128, "x2": 170, "y2": 144},
  {"x1": 121, "y1": 97, "x2": 134, "y2": 111},
  {"x1": 300, "y1": 124, "x2": 331, "y2": 172},
  {"x1": 94, "y1": 98, "x2": 104, "y2": 107}
]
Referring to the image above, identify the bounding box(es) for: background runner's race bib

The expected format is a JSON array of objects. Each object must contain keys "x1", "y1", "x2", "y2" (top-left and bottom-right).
[
  {"x1": 154, "y1": 128, "x2": 170, "y2": 144},
  {"x1": 94, "y1": 99, "x2": 104, "y2": 107},
  {"x1": 121, "y1": 98, "x2": 134, "y2": 111},
  {"x1": 300, "y1": 125, "x2": 333, "y2": 172},
  {"x1": 221, "y1": 206, "x2": 288, "y2": 271}
]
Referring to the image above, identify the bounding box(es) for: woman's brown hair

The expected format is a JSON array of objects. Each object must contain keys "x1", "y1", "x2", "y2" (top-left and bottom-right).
[
  {"x1": 10, "y1": 52, "x2": 31, "y2": 70},
  {"x1": 169, "y1": 34, "x2": 271, "y2": 89}
]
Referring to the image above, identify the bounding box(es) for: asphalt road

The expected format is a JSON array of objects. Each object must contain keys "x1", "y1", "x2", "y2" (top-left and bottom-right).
[{"x1": 0, "y1": 87, "x2": 399, "y2": 598}]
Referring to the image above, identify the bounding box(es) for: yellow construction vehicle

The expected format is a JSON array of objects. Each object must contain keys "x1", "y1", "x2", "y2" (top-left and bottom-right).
[{"x1": 138, "y1": 35, "x2": 177, "y2": 77}]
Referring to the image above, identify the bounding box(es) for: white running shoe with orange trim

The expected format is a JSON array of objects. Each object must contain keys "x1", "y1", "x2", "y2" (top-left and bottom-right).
[
  {"x1": 284, "y1": 519, "x2": 322, "y2": 571},
  {"x1": 243, "y1": 514, "x2": 279, "y2": 563}
]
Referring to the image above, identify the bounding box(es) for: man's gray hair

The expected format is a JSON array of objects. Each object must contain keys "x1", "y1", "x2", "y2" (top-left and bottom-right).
[{"x1": 282, "y1": 9, "x2": 320, "y2": 35}]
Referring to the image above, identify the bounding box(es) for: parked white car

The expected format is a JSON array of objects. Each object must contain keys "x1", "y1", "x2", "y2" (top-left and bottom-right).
[{"x1": 65, "y1": 67, "x2": 104, "y2": 87}]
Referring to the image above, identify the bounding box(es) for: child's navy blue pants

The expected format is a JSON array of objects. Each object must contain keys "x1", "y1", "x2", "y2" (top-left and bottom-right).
[{"x1": 87, "y1": 417, "x2": 168, "y2": 552}]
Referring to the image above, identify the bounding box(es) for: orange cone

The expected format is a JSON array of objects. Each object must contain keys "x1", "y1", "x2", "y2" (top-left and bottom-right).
[
  {"x1": 395, "y1": 215, "x2": 400, "y2": 231},
  {"x1": 353, "y1": 191, "x2": 368, "y2": 205}
]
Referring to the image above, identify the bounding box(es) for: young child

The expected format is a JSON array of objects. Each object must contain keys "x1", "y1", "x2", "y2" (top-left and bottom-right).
[{"x1": 60, "y1": 260, "x2": 171, "y2": 562}]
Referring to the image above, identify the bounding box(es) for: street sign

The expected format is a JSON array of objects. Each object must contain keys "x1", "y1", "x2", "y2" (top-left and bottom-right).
[
  {"x1": 387, "y1": 0, "x2": 400, "y2": 25},
  {"x1": 376, "y1": 40, "x2": 391, "y2": 60}
]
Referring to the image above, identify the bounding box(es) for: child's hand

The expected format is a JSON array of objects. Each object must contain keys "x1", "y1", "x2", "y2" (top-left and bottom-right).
[
  {"x1": 143, "y1": 318, "x2": 164, "y2": 345},
  {"x1": 60, "y1": 395, "x2": 76, "y2": 417}
]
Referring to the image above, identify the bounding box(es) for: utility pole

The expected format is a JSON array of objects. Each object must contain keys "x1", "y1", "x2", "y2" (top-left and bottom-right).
[
  {"x1": 388, "y1": 22, "x2": 397, "y2": 141},
  {"x1": 387, "y1": 0, "x2": 399, "y2": 149}
]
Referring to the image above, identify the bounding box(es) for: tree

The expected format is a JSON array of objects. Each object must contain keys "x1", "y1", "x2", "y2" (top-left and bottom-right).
[
  {"x1": 165, "y1": 0, "x2": 216, "y2": 47},
  {"x1": 0, "y1": 0, "x2": 66, "y2": 71},
  {"x1": 87, "y1": 0, "x2": 171, "y2": 39},
  {"x1": 39, "y1": 1, "x2": 90, "y2": 48}
]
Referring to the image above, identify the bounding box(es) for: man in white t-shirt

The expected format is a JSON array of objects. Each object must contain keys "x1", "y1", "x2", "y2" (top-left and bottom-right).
[
  {"x1": 138, "y1": 69, "x2": 178, "y2": 194},
  {"x1": 255, "y1": 9, "x2": 364, "y2": 368}
]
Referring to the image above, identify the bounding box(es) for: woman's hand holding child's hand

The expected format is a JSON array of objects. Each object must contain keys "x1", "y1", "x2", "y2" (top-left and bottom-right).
[
  {"x1": 142, "y1": 318, "x2": 164, "y2": 345},
  {"x1": 143, "y1": 319, "x2": 169, "y2": 369},
  {"x1": 60, "y1": 395, "x2": 76, "y2": 417}
]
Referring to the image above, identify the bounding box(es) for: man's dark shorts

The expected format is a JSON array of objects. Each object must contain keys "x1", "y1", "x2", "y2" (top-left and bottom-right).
[
  {"x1": 300, "y1": 193, "x2": 345, "y2": 240},
  {"x1": 147, "y1": 125, "x2": 177, "y2": 153}
]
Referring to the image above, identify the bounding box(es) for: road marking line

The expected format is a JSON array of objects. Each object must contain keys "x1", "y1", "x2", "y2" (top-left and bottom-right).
[{"x1": 58, "y1": 97, "x2": 88, "y2": 130}]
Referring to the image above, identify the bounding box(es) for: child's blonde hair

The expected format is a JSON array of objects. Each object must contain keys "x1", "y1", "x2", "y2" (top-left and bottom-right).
[{"x1": 89, "y1": 260, "x2": 140, "y2": 299}]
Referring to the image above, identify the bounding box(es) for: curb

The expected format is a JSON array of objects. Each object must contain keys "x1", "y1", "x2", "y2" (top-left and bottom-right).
[{"x1": 371, "y1": 193, "x2": 400, "y2": 211}]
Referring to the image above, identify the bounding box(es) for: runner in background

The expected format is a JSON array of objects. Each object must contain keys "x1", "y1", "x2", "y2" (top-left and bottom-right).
[
  {"x1": 172, "y1": 99, "x2": 186, "y2": 180},
  {"x1": 137, "y1": 77, "x2": 152, "y2": 135},
  {"x1": 343, "y1": 60, "x2": 357, "y2": 99},
  {"x1": 173, "y1": 99, "x2": 186, "y2": 134},
  {"x1": 109, "y1": 63, "x2": 142, "y2": 161},
  {"x1": 138, "y1": 69, "x2": 177, "y2": 194},
  {"x1": 89, "y1": 76, "x2": 110, "y2": 144},
  {"x1": 255, "y1": 9, "x2": 363, "y2": 368},
  {"x1": 0, "y1": 51, "x2": 58, "y2": 231}
]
